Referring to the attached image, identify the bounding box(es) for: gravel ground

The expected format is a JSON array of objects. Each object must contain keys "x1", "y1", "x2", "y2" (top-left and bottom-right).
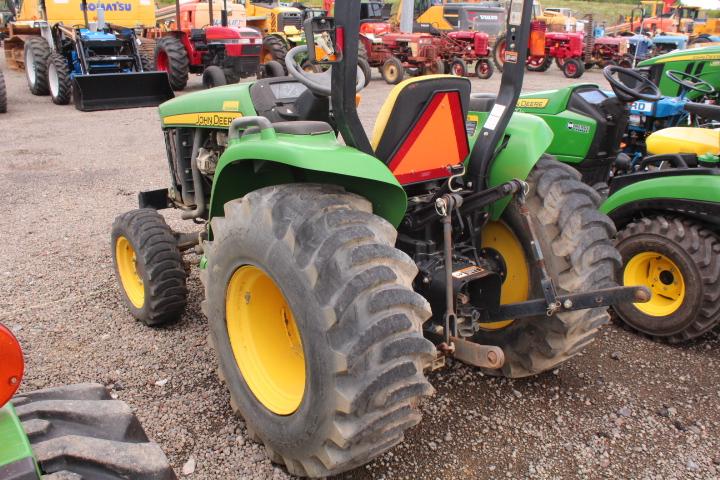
[{"x1": 1, "y1": 54, "x2": 719, "y2": 480}]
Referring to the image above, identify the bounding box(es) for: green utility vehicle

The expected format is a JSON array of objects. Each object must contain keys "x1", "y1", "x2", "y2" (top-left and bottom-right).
[
  {"x1": 111, "y1": 0, "x2": 646, "y2": 476},
  {"x1": 0, "y1": 323, "x2": 175, "y2": 479},
  {"x1": 514, "y1": 66, "x2": 720, "y2": 342}
]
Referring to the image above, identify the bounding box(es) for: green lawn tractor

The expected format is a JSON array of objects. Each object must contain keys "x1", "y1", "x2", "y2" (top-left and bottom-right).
[
  {"x1": 514, "y1": 66, "x2": 720, "y2": 343},
  {"x1": 0, "y1": 323, "x2": 176, "y2": 479},
  {"x1": 110, "y1": 0, "x2": 646, "y2": 476}
]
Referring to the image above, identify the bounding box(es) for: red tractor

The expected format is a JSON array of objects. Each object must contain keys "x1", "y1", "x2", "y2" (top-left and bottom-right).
[
  {"x1": 360, "y1": 32, "x2": 444, "y2": 84},
  {"x1": 440, "y1": 30, "x2": 494, "y2": 79},
  {"x1": 494, "y1": 20, "x2": 587, "y2": 78},
  {"x1": 148, "y1": 0, "x2": 262, "y2": 90},
  {"x1": 543, "y1": 31, "x2": 586, "y2": 78},
  {"x1": 585, "y1": 36, "x2": 632, "y2": 69}
]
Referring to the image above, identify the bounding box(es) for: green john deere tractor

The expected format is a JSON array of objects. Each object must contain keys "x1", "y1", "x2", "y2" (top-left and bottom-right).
[
  {"x1": 514, "y1": 65, "x2": 720, "y2": 343},
  {"x1": 0, "y1": 323, "x2": 175, "y2": 479},
  {"x1": 110, "y1": 0, "x2": 647, "y2": 476},
  {"x1": 636, "y1": 45, "x2": 720, "y2": 100}
]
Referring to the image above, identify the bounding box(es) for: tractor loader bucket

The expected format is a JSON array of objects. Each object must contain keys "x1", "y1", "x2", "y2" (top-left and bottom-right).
[{"x1": 72, "y1": 72, "x2": 175, "y2": 112}]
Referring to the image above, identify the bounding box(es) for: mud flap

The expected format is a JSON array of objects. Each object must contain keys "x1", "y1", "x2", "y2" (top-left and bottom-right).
[{"x1": 72, "y1": 72, "x2": 174, "y2": 111}]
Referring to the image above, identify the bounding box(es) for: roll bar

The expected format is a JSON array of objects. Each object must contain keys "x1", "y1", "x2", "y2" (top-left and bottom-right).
[{"x1": 328, "y1": 0, "x2": 537, "y2": 188}]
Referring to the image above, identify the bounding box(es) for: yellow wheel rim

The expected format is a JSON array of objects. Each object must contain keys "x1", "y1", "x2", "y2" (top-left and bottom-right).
[
  {"x1": 386, "y1": 65, "x2": 398, "y2": 82},
  {"x1": 115, "y1": 236, "x2": 145, "y2": 309},
  {"x1": 478, "y1": 222, "x2": 530, "y2": 330},
  {"x1": 226, "y1": 266, "x2": 305, "y2": 415},
  {"x1": 624, "y1": 251, "x2": 685, "y2": 317}
]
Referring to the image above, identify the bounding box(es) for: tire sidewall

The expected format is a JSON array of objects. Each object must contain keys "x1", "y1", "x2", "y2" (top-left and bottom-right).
[
  {"x1": 615, "y1": 233, "x2": 702, "y2": 336},
  {"x1": 207, "y1": 219, "x2": 337, "y2": 458},
  {"x1": 111, "y1": 227, "x2": 151, "y2": 321}
]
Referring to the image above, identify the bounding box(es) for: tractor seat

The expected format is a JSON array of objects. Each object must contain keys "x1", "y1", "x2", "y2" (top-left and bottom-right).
[
  {"x1": 684, "y1": 102, "x2": 720, "y2": 123},
  {"x1": 242, "y1": 121, "x2": 333, "y2": 137},
  {"x1": 372, "y1": 75, "x2": 471, "y2": 185},
  {"x1": 646, "y1": 127, "x2": 720, "y2": 156},
  {"x1": 469, "y1": 93, "x2": 496, "y2": 112}
]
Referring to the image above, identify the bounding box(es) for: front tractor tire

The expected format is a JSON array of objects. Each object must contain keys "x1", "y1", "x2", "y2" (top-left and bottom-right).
[
  {"x1": 47, "y1": 52, "x2": 72, "y2": 105},
  {"x1": 111, "y1": 209, "x2": 188, "y2": 326},
  {"x1": 205, "y1": 185, "x2": 435, "y2": 477},
  {"x1": 202, "y1": 65, "x2": 227, "y2": 89},
  {"x1": 381, "y1": 56, "x2": 404, "y2": 84},
  {"x1": 155, "y1": 37, "x2": 189, "y2": 91},
  {"x1": 475, "y1": 156, "x2": 621, "y2": 377},
  {"x1": 614, "y1": 216, "x2": 720, "y2": 342},
  {"x1": 24, "y1": 37, "x2": 52, "y2": 95}
]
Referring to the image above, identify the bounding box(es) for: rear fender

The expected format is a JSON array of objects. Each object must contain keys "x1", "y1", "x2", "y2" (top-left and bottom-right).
[
  {"x1": 601, "y1": 174, "x2": 720, "y2": 228},
  {"x1": 466, "y1": 111, "x2": 553, "y2": 220},
  {"x1": 209, "y1": 132, "x2": 408, "y2": 226}
]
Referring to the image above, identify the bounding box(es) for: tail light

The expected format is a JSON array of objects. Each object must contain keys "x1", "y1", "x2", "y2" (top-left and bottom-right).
[{"x1": 0, "y1": 324, "x2": 24, "y2": 408}]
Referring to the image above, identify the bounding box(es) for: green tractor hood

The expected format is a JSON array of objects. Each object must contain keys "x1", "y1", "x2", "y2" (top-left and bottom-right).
[
  {"x1": 637, "y1": 44, "x2": 720, "y2": 67},
  {"x1": 158, "y1": 84, "x2": 256, "y2": 128}
]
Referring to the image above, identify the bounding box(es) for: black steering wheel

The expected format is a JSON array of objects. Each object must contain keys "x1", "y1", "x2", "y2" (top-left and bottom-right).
[
  {"x1": 666, "y1": 70, "x2": 716, "y2": 97},
  {"x1": 285, "y1": 45, "x2": 366, "y2": 97},
  {"x1": 603, "y1": 65, "x2": 662, "y2": 103}
]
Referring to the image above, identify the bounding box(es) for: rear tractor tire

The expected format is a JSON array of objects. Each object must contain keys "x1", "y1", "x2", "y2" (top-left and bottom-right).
[
  {"x1": 492, "y1": 33, "x2": 507, "y2": 72},
  {"x1": 47, "y1": 53, "x2": 72, "y2": 105},
  {"x1": 614, "y1": 216, "x2": 720, "y2": 342},
  {"x1": 0, "y1": 70, "x2": 6, "y2": 113},
  {"x1": 12, "y1": 383, "x2": 175, "y2": 479},
  {"x1": 474, "y1": 156, "x2": 621, "y2": 377},
  {"x1": 111, "y1": 209, "x2": 188, "y2": 326},
  {"x1": 262, "y1": 35, "x2": 289, "y2": 72},
  {"x1": 202, "y1": 65, "x2": 227, "y2": 89},
  {"x1": 155, "y1": 37, "x2": 189, "y2": 91},
  {"x1": 358, "y1": 57, "x2": 372, "y2": 86},
  {"x1": 24, "y1": 37, "x2": 52, "y2": 96},
  {"x1": 205, "y1": 184, "x2": 435, "y2": 477}
]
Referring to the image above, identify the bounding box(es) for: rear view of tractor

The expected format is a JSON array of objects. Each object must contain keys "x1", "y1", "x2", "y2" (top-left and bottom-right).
[
  {"x1": 5, "y1": 0, "x2": 174, "y2": 110},
  {"x1": 110, "y1": 0, "x2": 648, "y2": 476},
  {"x1": 151, "y1": 0, "x2": 262, "y2": 90}
]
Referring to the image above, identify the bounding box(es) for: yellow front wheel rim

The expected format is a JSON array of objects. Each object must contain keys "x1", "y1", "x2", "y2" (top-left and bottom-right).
[
  {"x1": 226, "y1": 266, "x2": 305, "y2": 415},
  {"x1": 624, "y1": 251, "x2": 685, "y2": 317},
  {"x1": 478, "y1": 221, "x2": 530, "y2": 330},
  {"x1": 115, "y1": 236, "x2": 145, "y2": 308}
]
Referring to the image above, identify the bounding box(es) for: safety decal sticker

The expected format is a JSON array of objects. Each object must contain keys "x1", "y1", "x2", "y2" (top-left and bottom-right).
[{"x1": 484, "y1": 104, "x2": 506, "y2": 131}]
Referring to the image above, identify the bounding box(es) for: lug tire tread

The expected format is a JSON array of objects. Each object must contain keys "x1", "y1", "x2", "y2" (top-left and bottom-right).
[
  {"x1": 206, "y1": 184, "x2": 434, "y2": 477},
  {"x1": 111, "y1": 209, "x2": 187, "y2": 326},
  {"x1": 614, "y1": 215, "x2": 720, "y2": 342}
]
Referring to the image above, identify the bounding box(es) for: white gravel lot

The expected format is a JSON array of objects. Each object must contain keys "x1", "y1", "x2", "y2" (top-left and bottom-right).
[{"x1": 1, "y1": 52, "x2": 719, "y2": 479}]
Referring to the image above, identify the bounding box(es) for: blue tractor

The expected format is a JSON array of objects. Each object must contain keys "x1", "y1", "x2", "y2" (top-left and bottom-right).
[{"x1": 45, "y1": 6, "x2": 173, "y2": 111}]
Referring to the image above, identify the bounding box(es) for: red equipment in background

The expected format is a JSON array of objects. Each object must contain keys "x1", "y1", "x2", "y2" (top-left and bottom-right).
[
  {"x1": 0, "y1": 324, "x2": 23, "y2": 408},
  {"x1": 440, "y1": 31, "x2": 494, "y2": 79}
]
